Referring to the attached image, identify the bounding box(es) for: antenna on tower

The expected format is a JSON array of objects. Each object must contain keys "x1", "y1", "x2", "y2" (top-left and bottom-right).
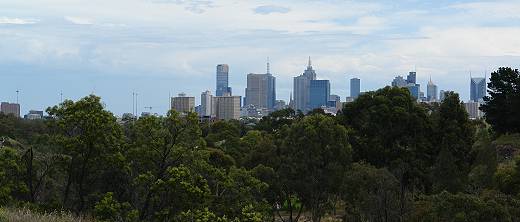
[
  {"x1": 16, "y1": 90, "x2": 19, "y2": 104},
  {"x1": 308, "y1": 56, "x2": 312, "y2": 68},
  {"x1": 266, "y1": 57, "x2": 270, "y2": 74}
]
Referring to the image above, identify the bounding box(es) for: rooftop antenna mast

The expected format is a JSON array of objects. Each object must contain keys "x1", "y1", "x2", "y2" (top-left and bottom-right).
[
  {"x1": 16, "y1": 90, "x2": 19, "y2": 104},
  {"x1": 266, "y1": 57, "x2": 270, "y2": 74}
]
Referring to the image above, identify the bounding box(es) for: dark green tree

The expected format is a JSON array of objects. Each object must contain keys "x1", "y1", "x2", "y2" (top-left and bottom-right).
[
  {"x1": 339, "y1": 86, "x2": 434, "y2": 191},
  {"x1": 280, "y1": 114, "x2": 352, "y2": 222},
  {"x1": 481, "y1": 67, "x2": 520, "y2": 134},
  {"x1": 431, "y1": 92, "x2": 475, "y2": 193},
  {"x1": 46, "y1": 95, "x2": 127, "y2": 212}
]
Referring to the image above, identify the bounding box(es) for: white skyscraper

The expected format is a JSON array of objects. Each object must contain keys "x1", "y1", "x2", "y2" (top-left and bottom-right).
[{"x1": 200, "y1": 90, "x2": 213, "y2": 117}]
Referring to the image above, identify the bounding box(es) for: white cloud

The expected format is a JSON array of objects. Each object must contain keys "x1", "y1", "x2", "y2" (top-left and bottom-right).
[
  {"x1": 64, "y1": 16, "x2": 93, "y2": 25},
  {"x1": 0, "y1": 17, "x2": 38, "y2": 25}
]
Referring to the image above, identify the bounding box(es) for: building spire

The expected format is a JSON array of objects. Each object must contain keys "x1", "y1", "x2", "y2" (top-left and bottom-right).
[
  {"x1": 307, "y1": 56, "x2": 312, "y2": 68},
  {"x1": 266, "y1": 57, "x2": 270, "y2": 74}
]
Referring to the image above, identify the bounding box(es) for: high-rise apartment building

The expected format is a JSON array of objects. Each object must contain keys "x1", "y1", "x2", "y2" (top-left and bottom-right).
[
  {"x1": 427, "y1": 78, "x2": 438, "y2": 101},
  {"x1": 309, "y1": 80, "x2": 330, "y2": 109},
  {"x1": 200, "y1": 90, "x2": 213, "y2": 117},
  {"x1": 216, "y1": 64, "x2": 232, "y2": 96},
  {"x1": 170, "y1": 93, "x2": 195, "y2": 113},
  {"x1": 212, "y1": 95, "x2": 241, "y2": 120},
  {"x1": 293, "y1": 57, "x2": 317, "y2": 112},
  {"x1": 470, "y1": 77, "x2": 486, "y2": 102},
  {"x1": 0, "y1": 102, "x2": 20, "y2": 117},
  {"x1": 350, "y1": 78, "x2": 360, "y2": 99},
  {"x1": 245, "y1": 72, "x2": 276, "y2": 110}
]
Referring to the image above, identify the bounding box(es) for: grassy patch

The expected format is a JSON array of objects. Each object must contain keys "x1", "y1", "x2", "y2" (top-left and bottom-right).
[{"x1": 0, "y1": 208, "x2": 93, "y2": 222}]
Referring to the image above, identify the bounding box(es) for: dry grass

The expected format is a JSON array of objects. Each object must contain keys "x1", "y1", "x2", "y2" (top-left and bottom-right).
[{"x1": 0, "y1": 207, "x2": 94, "y2": 222}]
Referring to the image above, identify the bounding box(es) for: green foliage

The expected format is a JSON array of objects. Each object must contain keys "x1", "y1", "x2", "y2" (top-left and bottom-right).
[
  {"x1": 0, "y1": 147, "x2": 26, "y2": 205},
  {"x1": 2, "y1": 84, "x2": 520, "y2": 222},
  {"x1": 342, "y1": 162, "x2": 403, "y2": 222},
  {"x1": 412, "y1": 191, "x2": 518, "y2": 222},
  {"x1": 432, "y1": 92, "x2": 475, "y2": 193},
  {"x1": 94, "y1": 192, "x2": 138, "y2": 222},
  {"x1": 281, "y1": 114, "x2": 352, "y2": 222},
  {"x1": 481, "y1": 67, "x2": 520, "y2": 134},
  {"x1": 339, "y1": 86, "x2": 434, "y2": 190},
  {"x1": 46, "y1": 95, "x2": 127, "y2": 212}
]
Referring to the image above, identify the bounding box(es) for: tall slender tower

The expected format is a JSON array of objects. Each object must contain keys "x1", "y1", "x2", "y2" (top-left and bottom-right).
[
  {"x1": 216, "y1": 64, "x2": 231, "y2": 96},
  {"x1": 427, "y1": 76, "x2": 438, "y2": 102}
]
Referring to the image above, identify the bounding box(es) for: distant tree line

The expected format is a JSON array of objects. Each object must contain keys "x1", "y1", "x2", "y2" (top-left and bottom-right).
[{"x1": 0, "y1": 67, "x2": 519, "y2": 222}]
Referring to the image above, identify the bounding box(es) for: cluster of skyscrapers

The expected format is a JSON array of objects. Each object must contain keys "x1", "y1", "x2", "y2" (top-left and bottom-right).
[{"x1": 167, "y1": 58, "x2": 490, "y2": 121}]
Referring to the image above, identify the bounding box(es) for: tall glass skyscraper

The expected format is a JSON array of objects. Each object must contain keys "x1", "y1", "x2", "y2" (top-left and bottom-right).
[
  {"x1": 216, "y1": 64, "x2": 231, "y2": 96},
  {"x1": 309, "y1": 80, "x2": 330, "y2": 109},
  {"x1": 470, "y1": 77, "x2": 486, "y2": 102},
  {"x1": 350, "y1": 78, "x2": 360, "y2": 98}
]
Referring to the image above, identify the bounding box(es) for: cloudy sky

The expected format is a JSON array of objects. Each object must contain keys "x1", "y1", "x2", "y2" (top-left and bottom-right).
[{"x1": 1, "y1": 0, "x2": 519, "y2": 115}]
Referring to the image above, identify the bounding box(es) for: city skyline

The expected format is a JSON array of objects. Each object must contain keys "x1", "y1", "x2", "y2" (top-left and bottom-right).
[{"x1": 1, "y1": 0, "x2": 519, "y2": 115}]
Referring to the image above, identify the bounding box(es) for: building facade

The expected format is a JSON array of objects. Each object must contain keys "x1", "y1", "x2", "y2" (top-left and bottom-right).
[
  {"x1": 427, "y1": 78, "x2": 438, "y2": 102},
  {"x1": 309, "y1": 80, "x2": 330, "y2": 109},
  {"x1": 465, "y1": 101, "x2": 483, "y2": 119},
  {"x1": 200, "y1": 90, "x2": 213, "y2": 117},
  {"x1": 245, "y1": 73, "x2": 276, "y2": 110},
  {"x1": 171, "y1": 94, "x2": 195, "y2": 113},
  {"x1": 293, "y1": 57, "x2": 317, "y2": 112},
  {"x1": 407, "y1": 71, "x2": 417, "y2": 84},
  {"x1": 470, "y1": 77, "x2": 486, "y2": 102},
  {"x1": 212, "y1": 95, "x2": 241, "y2": 120},
  {"x1": 0, "y1": 102, "x2": 20, "y2": 117},
  {"x1": 392, "y1": 76, "x2": 407, "y2": 87},
  {"x1": 350, "y1": 78, "x2": 360, "y2": 99},
  {"x1": 407, "y1": 83, "x2": 420, "y2": 99},
  {"x1": 216, "y1": 64, "x2": 232, "y2": 96}
]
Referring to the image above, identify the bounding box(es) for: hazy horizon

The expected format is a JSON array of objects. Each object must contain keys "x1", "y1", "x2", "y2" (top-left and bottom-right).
[{"x1": 1, "y1": 0, "x2": 519, "y2": 116}]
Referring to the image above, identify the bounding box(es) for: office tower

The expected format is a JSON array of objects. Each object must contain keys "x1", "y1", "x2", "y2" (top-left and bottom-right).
[
  {"x1": 309, "y1": 80, "x2": 330, "y2": 109},
  {"x1": 470, "y1": 77, "x2": 486, "y2": 102},
  {"x1": 427, "y1": 77, "x2": 438, "y2": 102},
  {"x1": 24, "y1": 110, "x2": 44, "y2": 120},
  {"x1": 293, "y1": 57, "x2": 317, "y2": 111},
  {"x1": 391, "y1": 76, "x2": 407, "y2": 87},
  {"x1": 350, "y1": 78, "x2": 360, "y2": 99},
  {"x1": 0, "y1": 102, "x2": 20, "y2": 117},
  {"x1": 200, "y1": 90, "x2": 213, "y2": 117},
  {"x1": 439, "y1": 90, "x2": 447, "y2": 101},
  {"x1": 406, "y1": 83, "x2": 420, "y2": 99},
  {"x1": 464, "y1": 101, "x2": 483, "y2": 119},
  {"x1": 245, "y1": 72, "x2": 276, "y2": 110},
  {"x1": 216, "y1": 64, "x2": 232, "y2": 96},
  {"x1": 407, "y1": 71, "x2": 417, "y2": 84},
  {"x1": 212, "y1": 95, "x2": 241, "y2": 120},
  {"x1": 170, "y1": 93, "x2": 195, "y2": 113}
]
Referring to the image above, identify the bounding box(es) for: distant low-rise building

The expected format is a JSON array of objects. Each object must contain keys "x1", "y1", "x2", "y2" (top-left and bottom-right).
[
  {"x1": 1, "y1": 102, "x2": 20, "y2": 117},
  {"x1": 24, "y1": 110, "x2": 44, "y2": 120}
]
